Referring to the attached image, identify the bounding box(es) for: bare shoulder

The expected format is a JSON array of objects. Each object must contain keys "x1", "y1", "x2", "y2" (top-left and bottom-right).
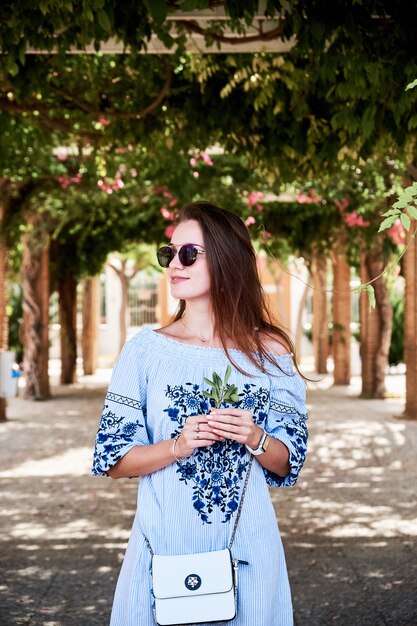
[
  {"x1": 154, "y1": 322, "x2": 182, "y2": 340},
  {"x1": 260, "y1": 331, "x2": 291, "y2": 356}
]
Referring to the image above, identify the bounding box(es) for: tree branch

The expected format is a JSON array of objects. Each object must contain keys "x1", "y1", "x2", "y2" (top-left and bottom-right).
[
  {"x1": 0, "y1": 97, "x2": 99, "y2": 140},
  {"x1": 175, "y1": 19, "x2": 285, "y2": 45}
]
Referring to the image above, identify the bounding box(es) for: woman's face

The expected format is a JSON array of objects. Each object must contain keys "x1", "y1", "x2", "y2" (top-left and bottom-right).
[{"x1": 167, "y1": 219, "x2": 211, "y2": 304}]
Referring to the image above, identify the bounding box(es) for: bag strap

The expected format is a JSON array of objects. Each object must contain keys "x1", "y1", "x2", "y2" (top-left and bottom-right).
[
  {"x1": 142, "y1": 453, "x2": 253, "y2": 556},
  {"x1": 144, "y1": 349, "x2": 263, "y2": 556},
  {"x1": 227, "y1": 454, "x2": 253, "y2": 550},
  {"x1": 227, "y1": 347, "x2": 263, "y2": 549}
]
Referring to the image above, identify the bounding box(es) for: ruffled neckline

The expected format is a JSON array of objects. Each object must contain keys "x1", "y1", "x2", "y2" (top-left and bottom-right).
[{"x1": 140, "y1": 326, "x2": 293, "y2": 362}]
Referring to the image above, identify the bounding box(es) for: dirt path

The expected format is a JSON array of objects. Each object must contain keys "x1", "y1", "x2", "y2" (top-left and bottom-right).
[{"x1": 0, "y1": 371, "x2": 416, "y2": 626}]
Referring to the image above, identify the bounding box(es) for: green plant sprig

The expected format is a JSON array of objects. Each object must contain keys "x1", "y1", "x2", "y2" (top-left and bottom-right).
[{"x1": 202, "y1": 365, "x2": 240, "y2": 408}]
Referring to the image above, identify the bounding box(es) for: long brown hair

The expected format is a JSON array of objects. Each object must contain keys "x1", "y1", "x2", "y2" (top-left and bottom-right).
[{"x1": 173, "y1": 201, "x2": 300, "y2": 376}]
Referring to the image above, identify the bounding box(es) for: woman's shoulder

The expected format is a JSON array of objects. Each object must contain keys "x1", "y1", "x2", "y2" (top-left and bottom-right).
[{"x1": 260, "y1": 331, "x2": 292, "y2": 357}]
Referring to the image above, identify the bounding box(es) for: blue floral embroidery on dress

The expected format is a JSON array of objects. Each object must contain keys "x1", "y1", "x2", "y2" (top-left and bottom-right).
[
  {"x1": 92, "y1": 394, "x2": 145, "y2": 475},
  {"x1": 164, "y1": 380, "x2": 308, "y2": 516},
  {"x1": 266, "y1": 401, "x2": 308, "y2": 487},
  {"x1": 164, "y1": 382, "x2": 264, "y2": 524}
]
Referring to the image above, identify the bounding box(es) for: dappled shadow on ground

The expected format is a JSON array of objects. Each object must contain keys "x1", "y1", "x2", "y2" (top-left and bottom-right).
[{"x1": 0, "y1": 381, "x2": 416, "y2": 626}]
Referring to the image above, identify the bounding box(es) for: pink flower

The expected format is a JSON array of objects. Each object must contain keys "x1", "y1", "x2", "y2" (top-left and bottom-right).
[
  {"x1": 163, "y1": 191, "x2": 173, "y2": 198},
  {"x1": 113, "y1": 177, "x2": 124, "y2": 190},
  {"x1": 161, "y1": 207, "x2": 175, "y2": 221},
  {"x1": 335, "y1": 197, "x2": 350, "y2": 212},
  {"x1": 190, "y1": 158, "x2": 197, "y2": 167},
  {"x1": 262, "y1": 230, "x2": 272, "y2": 243},
  {"x1": 245, "y1": 216, "x2": 256, "y2": 226},
  {"x1": 308, "y1": 188, "x2": 321, "y2": 202},
  {"x1": 343, "y1": 211, "x2": 370, "y2": 227},
  {"x1": 165, "y1": 225, "x2": 176, "y2": 238},
  {"x1": 386, "y1": 219, "x2": 406, "y2": 245},
  {"x1": 130, "y1": 168, "x2": 137, "y2": 177},
  {"x1": 98, "y1": 117, "x2": 111, "y2": 126},
  {"x1": 248, "y1": 191, "x2": 263, "y2": 207},
  {"x1": 296, "y1": 189, "x2": 322, "y2": 204},
  {"x1": 193, "y1": 171, "x2": 199, "y2": 178},
  {"x1": 201, "y1": 152, "x2": 213, "y2": 166},
  {"x1": 296, "y1": 193, "x2": 314, "y2": 204}
]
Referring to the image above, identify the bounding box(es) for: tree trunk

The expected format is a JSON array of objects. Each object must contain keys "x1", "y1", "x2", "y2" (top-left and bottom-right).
[
  {"x1": 21, "y1": 220, "x2": 51, "y2": 400},
  {"x1": 311, "y1": 253, "x2": 329, "y2": 374},
  {"x1": 0, "y1": 183, "x2": 10, "y2": 420},
  {"x1": 359, "y1": 240, "x2": 393, "y2": 398},
  {"x1": 59, "y1": 276, "x2": 78, "y2": 384},
  {"x1": 332, "y1": 238, "x2": 351, "y2": 385},
  {"x1": 295, "y1": 279, "x2": 311, "y2": 358},
  {"x1": 82, "y1": 276, "x2": 99, "y2": 375},
  {"x1": 403, "y1": 224, "x2": 417, "y2": 419}
]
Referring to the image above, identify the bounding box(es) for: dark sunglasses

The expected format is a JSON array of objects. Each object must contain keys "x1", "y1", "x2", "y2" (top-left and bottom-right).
[{"x1": 156, "y1": 243, "x2": 205, "y2": 268}]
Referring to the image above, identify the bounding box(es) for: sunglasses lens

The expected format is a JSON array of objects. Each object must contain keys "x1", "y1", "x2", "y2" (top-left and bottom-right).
[
  {"x1": 178, "y1": 244, "x2": 198, "y2": 266},
  {"x1": 156, "y1": 246, "x2": 174, "y2": 267}
]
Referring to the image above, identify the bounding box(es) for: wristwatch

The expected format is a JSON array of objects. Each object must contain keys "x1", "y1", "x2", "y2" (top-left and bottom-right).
[{"x1": 246, "y1": 430, "x2": 271, "y2": 456}]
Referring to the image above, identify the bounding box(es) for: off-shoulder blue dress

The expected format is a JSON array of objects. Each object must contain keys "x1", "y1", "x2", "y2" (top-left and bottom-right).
[{"x1": 92, "y1": 327, "x2": 308, "y2": 626}]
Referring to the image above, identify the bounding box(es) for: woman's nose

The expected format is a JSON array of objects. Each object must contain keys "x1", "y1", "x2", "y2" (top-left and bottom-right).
[{"x1": 169, "y1": 250, "x2": 183, "y2": 268}]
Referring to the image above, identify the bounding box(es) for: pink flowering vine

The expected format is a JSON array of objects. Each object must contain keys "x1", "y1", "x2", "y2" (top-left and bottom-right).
[
  {"x1": 97, "y1": 176, "x2": 125, "y2": 194},
  {"x1": 386, "y1": 219, "x2": 406, "y2": 245},
  {"x1": 189, "y1": 152, "x2": 214, "y2": 168},
  {"x1": 296, "y1": 188, "x2": 321, "y2": 204},
  {"x1": 343, "y1": 211, "x2": 370, "y2": 227},
  {"x1": 247, "y1": 191, "x2": 263, "y2": 212},
  {"x1": 164, "y1": 224, "x2": 176, "y2": 238},
  {"x1": 56, "y1": 172, "x2": 82, "y2": 189}
]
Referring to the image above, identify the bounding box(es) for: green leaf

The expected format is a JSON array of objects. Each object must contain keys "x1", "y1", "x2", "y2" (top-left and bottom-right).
[
  {"x1": 366, "y1": 285, "x2": 376, "y2": 309},
  {"x1": 400, "y1": 212, "x2": 411, "y2": 231},
  {"x1": 202, "y1": 391, "x2": 212, "y2": 399},
  {"x1": 407, "y1": 206, "x2": 417, "y2": 219},
  {"x1": 143, "y1": 0, "x2": 168, "y2": 25},
  {"x1": 7, "y1": 61, "x2": 19, "y2": 76},
  {"x1": 213, "y1": 372, "x2": 222, "y2": 387},
  {"x1": 230, "y1": 394, "x2": 240, "y2": 403},
  {"x1": 406, "y1": 78, "x2": 417, "y2": 91},
  {"x1": 97, "y1": 9, "x2": 112, "y2": 33},
  {"x1": 381, "y1": 209, "x2": 401, "y2": 218},
  {"x1": 378, "y1": 216, "x2": 397, "y2": 232},
  {"x1": 407, "y1": 114, "x2": 417, "y2": 131},
  {"x1": 393, "y1": 194, "x2": 414, "y2": 209},
  {"x1": 204, "y1": 377, "x2": 214, "y2": 387},
  {"x1": 224, "y1": 365, "x2": 231, "y2": 384}
]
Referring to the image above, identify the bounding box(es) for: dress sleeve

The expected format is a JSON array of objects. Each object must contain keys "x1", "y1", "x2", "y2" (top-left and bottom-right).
[
  {"x1": 92, "y1": 339, "x2": 149, "y2": 476},
  {"x1": 263, "y1": 358, "x2": 308, "y2": 488}
]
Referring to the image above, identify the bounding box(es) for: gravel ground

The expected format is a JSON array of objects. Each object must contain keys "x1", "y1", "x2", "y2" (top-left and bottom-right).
[{"x1": 0, "y1": 368, "x2": 416, "y2": 626}]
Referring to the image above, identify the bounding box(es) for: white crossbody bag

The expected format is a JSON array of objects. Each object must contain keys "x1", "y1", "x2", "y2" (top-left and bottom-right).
[{"x1": 143, "y1": 455, "x2": 253, "y2": 626}]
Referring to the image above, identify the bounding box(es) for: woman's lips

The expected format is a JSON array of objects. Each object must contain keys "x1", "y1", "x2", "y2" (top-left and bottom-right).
[{"x1": 170, "y1": 276, "x2": 189, "y2": 284}]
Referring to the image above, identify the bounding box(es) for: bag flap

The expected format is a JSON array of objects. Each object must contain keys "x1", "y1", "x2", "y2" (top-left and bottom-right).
[{"x1": 152, "y1": 548, "x2": 233, "y2": 600}]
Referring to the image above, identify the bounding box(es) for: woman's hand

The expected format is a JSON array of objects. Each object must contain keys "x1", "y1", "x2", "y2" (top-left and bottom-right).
[
  {"x1": 207, "y1": 408, "x2": 290, "y2": 477},
  {"x1": 207, "y1": 408, "x2": 263, "y2": 449},
  {"x1": 175, "y1": 414, "x2": 224, "y2": 459}
]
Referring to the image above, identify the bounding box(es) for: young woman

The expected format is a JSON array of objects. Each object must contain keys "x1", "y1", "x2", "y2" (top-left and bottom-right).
[{"x1": 92, "y1": 201, "x2": 308, "y2": 626}]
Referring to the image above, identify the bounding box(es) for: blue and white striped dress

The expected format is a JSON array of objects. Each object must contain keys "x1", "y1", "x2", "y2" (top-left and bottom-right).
[{"x1": 92, "y1": 327, "x2": 308, "y2": 626}]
